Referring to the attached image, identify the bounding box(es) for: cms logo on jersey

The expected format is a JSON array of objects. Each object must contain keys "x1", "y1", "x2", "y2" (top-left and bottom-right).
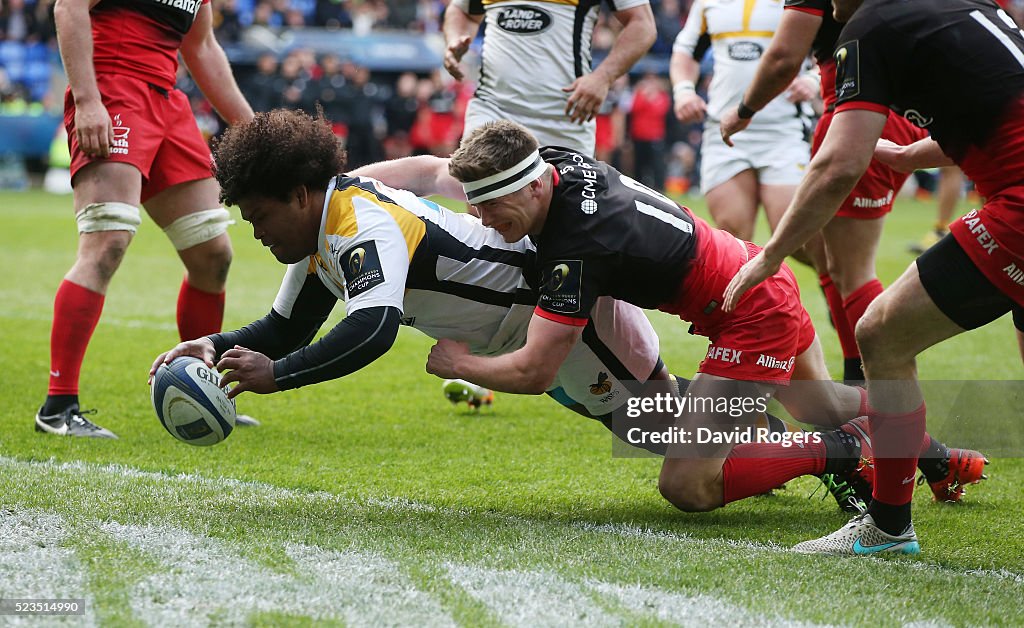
[
  {"x1": 728, "y1": 42, "x2": 763, "y2": 61},
  {"x1": 341, "y1": 241, "x2": 385, "y2": 298},
  {"x1": 496, "y1": 6, "x2": 552, "y2": 34}
]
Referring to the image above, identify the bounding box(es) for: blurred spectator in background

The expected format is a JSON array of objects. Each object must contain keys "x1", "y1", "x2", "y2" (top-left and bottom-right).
[
  {"x1": 239, "y1": 52, "x2": 282, "y2": 112},
  {"x1": 314, "y1": 0, "x2": 351, "y2": 29},
  {"x1": 383, "y1": 71, "x2": 419, "y2": 158},
  {"x1": 594, "y1": 74, "x2": 630, "y2": 169},
  {"x1": 213, "y1": 0, "x2": 244, "y2": 42},
  {"x1": 628, "y1": 71, "x2": 670, "y2": 191},
  {"x1": 339, "y1": 63, "x2": 382, "y2": 167}
]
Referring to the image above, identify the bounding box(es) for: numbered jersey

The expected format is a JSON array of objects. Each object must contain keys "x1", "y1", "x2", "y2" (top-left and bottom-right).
[{"x1": 534, "y1": 147, "x2": 726, "y2": 325}]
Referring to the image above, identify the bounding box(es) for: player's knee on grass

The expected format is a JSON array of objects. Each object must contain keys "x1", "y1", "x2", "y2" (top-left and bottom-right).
[{"x1": 658, "y1": 466, "x2": 723, "y2": 512}]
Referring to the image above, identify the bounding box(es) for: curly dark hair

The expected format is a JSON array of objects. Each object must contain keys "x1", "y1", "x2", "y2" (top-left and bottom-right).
[{"x1": 212, "y1": 108, "x2": 347, "y2": 206}]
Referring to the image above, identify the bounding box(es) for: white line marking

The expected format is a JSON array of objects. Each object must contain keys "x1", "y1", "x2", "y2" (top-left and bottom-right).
[
  {"x1": 2, "y1": 456, "x2": 1021, "y2": 589},
  {"x1": 445, "y1": 564, "x2": 618, "y2": 627},
  {"x1": 0, "y1": 509, "x2": 98, "y2": 627},
  {"x1": 102, "y1": 521, "x2": 456, "y2": 626}
]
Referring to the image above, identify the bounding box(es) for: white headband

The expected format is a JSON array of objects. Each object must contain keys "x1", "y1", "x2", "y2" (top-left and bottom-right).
[{"x1": 461, "y1": 150, "x2": 548, "y2": 204}]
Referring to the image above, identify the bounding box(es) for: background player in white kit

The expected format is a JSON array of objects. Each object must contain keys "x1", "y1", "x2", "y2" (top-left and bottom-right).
[
  {"x1": 443, "y1": 0, "x2": 656, "y2": 156},
  {"x1": 670, "y1": 0, "x2": 826, "y2": 272}
]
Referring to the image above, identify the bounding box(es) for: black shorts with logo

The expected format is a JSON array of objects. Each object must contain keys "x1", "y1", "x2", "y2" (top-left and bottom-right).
[{"x1": 917, "y1": 233, "x2": 1024, "y2": 332}]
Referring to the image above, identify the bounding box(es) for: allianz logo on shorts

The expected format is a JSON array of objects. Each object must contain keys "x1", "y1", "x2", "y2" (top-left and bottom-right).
[
  {"x1": 111, "y1": 113, "x2": 130, "y2": 156},
  {"x1": 851, "y1": 189, "x2": 892, "y2": 209},
  {"x1": 756, "y1": 354, "x2": 795, "y2": 372}
]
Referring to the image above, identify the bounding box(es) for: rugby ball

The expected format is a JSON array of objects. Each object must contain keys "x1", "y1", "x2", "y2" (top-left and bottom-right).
[{"x1": 151, "y1": 356, "x2": 236, "y2": 446}]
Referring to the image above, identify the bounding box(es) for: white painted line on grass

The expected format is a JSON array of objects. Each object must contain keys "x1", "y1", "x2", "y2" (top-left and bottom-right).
[
  {"x1": 445, "y1": 563, "x2": 619, "y2": 627},
  {"x1": 2, "y1": 456, "x2": 1021, "y2": 589},
  {"x1": 102, "y1": 521, "x2": 456, "y2": 627},
  {"x1": 0, "y1": 509, "x2": 98, "y2": 627}
]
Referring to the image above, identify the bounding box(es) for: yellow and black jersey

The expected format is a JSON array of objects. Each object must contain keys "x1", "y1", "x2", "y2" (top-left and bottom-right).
[{"x1": 272, "y1": 175, "x2": 538, "y2": 355}]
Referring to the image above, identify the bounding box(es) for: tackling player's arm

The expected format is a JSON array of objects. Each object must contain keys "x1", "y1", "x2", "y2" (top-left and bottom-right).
[
  {"x1": 564, "y1": 4, "x2": 656, "y2": 124},
  {"x1": 724, "y1": 108, "x2": 887, "y2": 310},
  {"x1": 719, "y1": 8, "x2": 821, "y2": 144},
  {"x1": 874, "y1": 137, "x2": 953, "y2": 173},
  {"x1": 426, "y1": 314, "x2": 582, "y2": 394},
  {"x1": 180, "y1": 2, "x2": 254, "y2": 125},
  {"x1": 54, "y1": 0, "x2": 111, "y2": 158},
  {"x1": 351, "y1": 156, "x2": 467, "y2": 202},
  {"x1": 442, "y1": 0, "x2": 483, "y2": 81},
  {"x1": 670, "y1": 0, "x2": 707, "y2": 123}
]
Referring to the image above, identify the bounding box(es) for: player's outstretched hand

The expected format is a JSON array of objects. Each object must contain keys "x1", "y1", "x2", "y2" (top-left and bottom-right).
[
  {"x1": 674, "y1": 92, "x2": 707, "y2": 123},
  {"x1": 719, "y1": 107, "x2": 750, "y2": 147},
  {"x1": 723, "y1": 251, "x2": 782, "y2": 313},
  {"x1": 563, "y1": 71, "x2": 611, "y2": 124},
  {"x1": 444, "y1": 35, "x2": 473, "y2": 81},
  {"x1": 426, "y1": 338, "x2": 471, "y2": 379},
  {"x1": 217, "y1": 345, "x2": 279, "y2": 399},
  {"x1": 74, "y1": 99, "x2": 115, "y2": 158},
  {"x1": 149, "y1": 338, "x2": 217, "y2": 383}
]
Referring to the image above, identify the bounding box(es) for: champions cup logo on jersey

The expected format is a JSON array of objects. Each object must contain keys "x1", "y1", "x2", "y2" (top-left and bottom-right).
[
  {"x1": 549, "y1": 263, "x2": 570, "y2": 292},
  {"x1": 341, "y1": 241, "x2": 386, "y2": 298},
  {"x1": 495, "y1": 6, "x2": 553, "y2": 34},
  {"x1": 539, "y1": 259, "x2": 582, "y2": 314},
  {"x1": 834, "y1": 41, "x2": 861, "y2": 101},
  {"x1": 110, "y1": 114, "x2": 130, "y2": 156}
]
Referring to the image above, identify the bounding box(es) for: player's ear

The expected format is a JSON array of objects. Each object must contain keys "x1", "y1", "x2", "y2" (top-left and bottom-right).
[{"x1": 294, "y1": 185, "x2": 309, "y2": 208}]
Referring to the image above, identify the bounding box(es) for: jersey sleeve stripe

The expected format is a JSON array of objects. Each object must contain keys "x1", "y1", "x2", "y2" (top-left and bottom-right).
[
  {"x1": 785, "y1": 5, "x2": 823, "y2": 15},
  {"x1": 535, "y1": 306, "x2": 589, "y2": 326},
  {"x1": 834, "y1": 101, "x2": 890, "y2": 115}
]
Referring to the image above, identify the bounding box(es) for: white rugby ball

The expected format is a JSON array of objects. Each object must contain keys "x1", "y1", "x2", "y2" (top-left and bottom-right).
[{"x1": 151, "y1": 356, "x2": 236, "y2": 446}]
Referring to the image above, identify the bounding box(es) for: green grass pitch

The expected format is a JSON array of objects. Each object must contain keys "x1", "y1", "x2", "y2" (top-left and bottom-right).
[{"x1": 1, "y1": 189, "x2": 1021, "y2": 626}]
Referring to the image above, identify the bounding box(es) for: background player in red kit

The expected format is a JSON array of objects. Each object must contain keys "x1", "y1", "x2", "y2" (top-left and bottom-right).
[
  {"x1": 725, "y1": 0, "x2": 1017, "y2": 554},
  {"x1": 37, "y1": 0, "x2": 254, "y2": 437},
  {"x1": 719, "y1": 0, "x2": 928, "y2": 386}
]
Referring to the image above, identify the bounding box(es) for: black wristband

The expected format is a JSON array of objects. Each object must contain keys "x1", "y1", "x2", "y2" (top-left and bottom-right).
[{"x1": 737, "y1": 99, "x2": 757, "y2": 120}]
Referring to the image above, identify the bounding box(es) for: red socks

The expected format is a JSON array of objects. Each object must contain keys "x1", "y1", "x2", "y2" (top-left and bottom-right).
[
  {"x1": 869, "y1": 403, "x2": 927, "y2": 506},
  {"x1": 176, "y1": 278, "x2": 225, "y2": 341},
  {"x1": 842, "y1": 279, "x2": 884, "y2": 339},
  {"x1": 820, "y1": 274, "x2": 859, "y2": 360},
  {"x1": 48, "y1": 280, "x2": 104, "y2": 396},
  {"x1": 722, "y1": 441, "x2": 827, "y2": 504}
]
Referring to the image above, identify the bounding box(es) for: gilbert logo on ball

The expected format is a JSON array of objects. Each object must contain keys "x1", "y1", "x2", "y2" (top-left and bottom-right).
[{"x1": 151, "y1": 356, "x2": 236, "y2": 446}]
